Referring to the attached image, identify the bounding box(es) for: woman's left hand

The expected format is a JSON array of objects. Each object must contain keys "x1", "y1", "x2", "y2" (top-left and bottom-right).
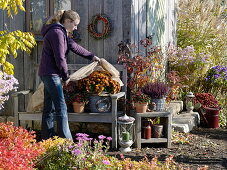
[{"x1": 92, "y1": 56, "x2": 100, "y2": 62}]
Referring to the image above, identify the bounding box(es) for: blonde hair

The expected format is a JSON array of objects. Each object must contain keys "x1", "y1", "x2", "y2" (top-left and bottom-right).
[{"x1": 46, "y1": 10, "x2": 80, "y2": 24}]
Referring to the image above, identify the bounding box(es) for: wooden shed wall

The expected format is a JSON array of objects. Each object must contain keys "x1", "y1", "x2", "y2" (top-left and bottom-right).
[{"x1": 0, "y1": 0, "x2": 176, "y2": 116}]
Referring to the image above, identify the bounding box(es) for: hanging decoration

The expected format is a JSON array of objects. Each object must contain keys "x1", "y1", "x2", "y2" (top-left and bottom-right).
[{"x1": 88, "y1": 14, "x2": 112, "y2": 40}]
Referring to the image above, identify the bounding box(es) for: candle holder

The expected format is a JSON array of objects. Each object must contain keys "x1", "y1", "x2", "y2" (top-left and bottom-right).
[
  {"x1": 185, "y1": 92, "x2": 195, "y2": 113},
  {"x1": 118, "y1": 114, "x2": 135, "y2": 152}
]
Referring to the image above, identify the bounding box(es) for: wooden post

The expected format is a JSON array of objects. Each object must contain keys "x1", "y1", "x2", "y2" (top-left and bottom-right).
[
  {"x1": 111, "y1": 98, "x2": 118, "y2": 150},
  {"x1": 135, "y1": 113, "x2": 142, "y2": 149},
  {"x1": 11, "y1": 93, "x2": 19, "y2": 126}
]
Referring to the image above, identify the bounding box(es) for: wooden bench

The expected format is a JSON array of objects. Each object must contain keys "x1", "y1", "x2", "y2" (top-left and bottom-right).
[{"x1": 12, "y1": 64, "x2": 127, "y2": 150}]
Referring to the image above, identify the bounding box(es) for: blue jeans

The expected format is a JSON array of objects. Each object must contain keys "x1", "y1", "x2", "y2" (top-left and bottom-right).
[{"x1": 40, "y1": 75, "x2": 72, "y2": 140}]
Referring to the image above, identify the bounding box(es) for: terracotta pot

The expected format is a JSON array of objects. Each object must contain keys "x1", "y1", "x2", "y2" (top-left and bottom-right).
[
  {"x1": 72, "y1": 102, "x2": 85, "y2": 113},
  {"x1": 135, "y1": 103, "x2": 148, "y2": 113}
]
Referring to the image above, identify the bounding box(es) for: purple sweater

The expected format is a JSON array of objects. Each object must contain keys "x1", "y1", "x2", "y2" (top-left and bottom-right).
[{"x1": 38, "y1": 23, "x2": 94, "y2": 81}]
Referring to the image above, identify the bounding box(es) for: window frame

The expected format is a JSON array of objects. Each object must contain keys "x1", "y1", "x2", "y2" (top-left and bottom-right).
[{"x1": 26, "y1": 0, "x2": 72, "y2": 40}]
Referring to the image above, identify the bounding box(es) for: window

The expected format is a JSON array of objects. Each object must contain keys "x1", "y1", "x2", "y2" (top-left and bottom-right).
[
  {"x1": 26, "y1": 0, "x2": 71, "y2": 34},
  {"x1": 54, "y1": 0, "x2": 71, "y2": 13}
]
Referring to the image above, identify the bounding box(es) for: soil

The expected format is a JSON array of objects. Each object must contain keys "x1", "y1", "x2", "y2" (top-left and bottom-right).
[{"x1": 107, "y1": 127, "x2": 227, "y2": 170}]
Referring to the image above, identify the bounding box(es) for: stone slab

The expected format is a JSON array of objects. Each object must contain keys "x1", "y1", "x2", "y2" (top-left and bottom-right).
[
  {"x1": 167, "y1": 101, "x2": 183, "y2": 115},
  {"x1": 172, "y1": 112, "x2": 200, "y2": 132},
  {"x1": 172, "y1": 123, "x2": 190, "y2": 133}
]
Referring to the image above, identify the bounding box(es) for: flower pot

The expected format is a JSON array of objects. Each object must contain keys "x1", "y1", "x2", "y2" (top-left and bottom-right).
[
  {"x1": 135, "y1": 103, "x2": 148, "y2": 113},
  {"x1": 152, "y1": 124, "x2": 163, "y2": 138},
  {"x1": 72, "y1": 102, "x2": 85, "y2": 113},
  {"x1": 152, "y1": 98, "x2": 166, "y2": 111}
]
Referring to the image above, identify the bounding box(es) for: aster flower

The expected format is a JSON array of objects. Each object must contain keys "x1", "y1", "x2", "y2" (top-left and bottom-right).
[
  {"x1": 0, "y1": 71, "x2": 19, "y2": 110},
  {"x1": 106, "y1": 137, "x2": 112, "y2": 141},
  {"x1": 71, "y1": 149, "x2": 82, "y2": 156},
  {"x1": 102, "y1": 160, "x2": 110, "y2": 165},
  {"x1": 98, "y1": 135, "x2": 106, "y2": 140}
]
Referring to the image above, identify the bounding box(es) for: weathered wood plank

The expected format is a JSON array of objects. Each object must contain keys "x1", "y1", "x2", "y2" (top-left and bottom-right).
[
  {"x1": 0, "y1": 10, "x2": 3, "y2": 30},
  {"x1": 104, "y1": 0, "x2": 123, "y2": 64},
  {"x1": 157, "y1": 0, "x2": 166, "y2": 47},
  {"x1": 88, "y1": 0, "x2": 104, "y2": 59},
  {"x1": 3, "y1": 10, "x2": 26, "y2": 115},
  {"x1": 71, "y1": 0, "x2": 90, "y2": 64},
  {"x1": 138, "y1": 0, "x2": 147, "y2": 53},
  {"x1": 134, "y1": 0, "x2": 139, "y2": 49},
  {"x1": 122, "y1": 0, "x2": 132, "y2": 43},
  {"x1": 130, "y1": 0, "x2": 135, "y2": 47},
  {"x1": 147, "y1": 0, "x2": 158, "y2": 45}
]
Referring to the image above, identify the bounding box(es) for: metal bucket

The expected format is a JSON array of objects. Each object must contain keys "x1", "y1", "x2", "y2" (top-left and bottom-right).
[
  {"x1": 205, "y1": 107, "x2": 220, "y2": 128},
  {"x1": 152, "y1": 98, "x2": 166, "y2": 111},
  {"x1": 88, "y1": 95, "x2": 111, "y2": 113}
]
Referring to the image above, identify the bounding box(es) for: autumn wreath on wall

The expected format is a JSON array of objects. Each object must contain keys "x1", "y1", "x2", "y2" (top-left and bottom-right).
[{"x1": 88, "y1": 14, "x2": 111, "y2": 39}]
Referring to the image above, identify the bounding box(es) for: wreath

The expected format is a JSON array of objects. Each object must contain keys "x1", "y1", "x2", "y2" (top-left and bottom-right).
[{"x1": 88, "y1": 14, "x2": 111, "y2": 39}]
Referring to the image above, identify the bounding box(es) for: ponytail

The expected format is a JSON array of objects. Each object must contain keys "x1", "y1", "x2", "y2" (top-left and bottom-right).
[
  {"x1": 46, "y1": 10, "x2": 80, "y2": 25},
  {"x1": 46, "y1": 10, "x2": 65, "y2": 24}
]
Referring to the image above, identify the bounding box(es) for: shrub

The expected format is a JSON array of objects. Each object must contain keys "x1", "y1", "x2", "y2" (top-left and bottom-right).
[
  {"x1": 0, "y1": 122, "x2": 44, "y2": 170},
  {"x1": 194, "y1": 93, "x2": 219, "y2": 108},
  {"x1": 166, "y1": 71, "x2": 187, "y2": 100},
  {"x1": 0, "y1": 0, "x2": 36, "y2": 75}
]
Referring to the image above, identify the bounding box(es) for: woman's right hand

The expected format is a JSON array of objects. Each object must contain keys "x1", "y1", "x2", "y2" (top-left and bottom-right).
[{"x1": 63, "y1": 78, "x2": 70, "y2": 87}]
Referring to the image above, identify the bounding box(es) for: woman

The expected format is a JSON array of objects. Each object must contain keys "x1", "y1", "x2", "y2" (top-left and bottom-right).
[{"x1": 38, "y1": 10, "x2": 100, "y2": 140}]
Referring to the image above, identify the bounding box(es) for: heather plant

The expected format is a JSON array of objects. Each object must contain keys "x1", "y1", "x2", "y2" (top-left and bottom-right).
[
  {"x1": 177, "y1": 0, "x2": 227, "y2": 65},
  {"x1": 0, "y1": 122, "x2": 45, "y2": 170},
  {"x1": 142, "y1": 81, "x2": 170, "y2": 99},
  {"x1": 0, "y1": 70, "x2": 19, "y2": 110}
]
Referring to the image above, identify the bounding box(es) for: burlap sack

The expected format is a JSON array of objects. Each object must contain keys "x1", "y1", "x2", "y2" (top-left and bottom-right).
[
  {"x1": 26, "y1": 59, "x2": 123, "y2": 112},
  {"x1": 26, "y1": 82, "x2": 44, "y2": 112},
  {"x1": 70, "y1": 58, "x2": 123, "y2": 86}
]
